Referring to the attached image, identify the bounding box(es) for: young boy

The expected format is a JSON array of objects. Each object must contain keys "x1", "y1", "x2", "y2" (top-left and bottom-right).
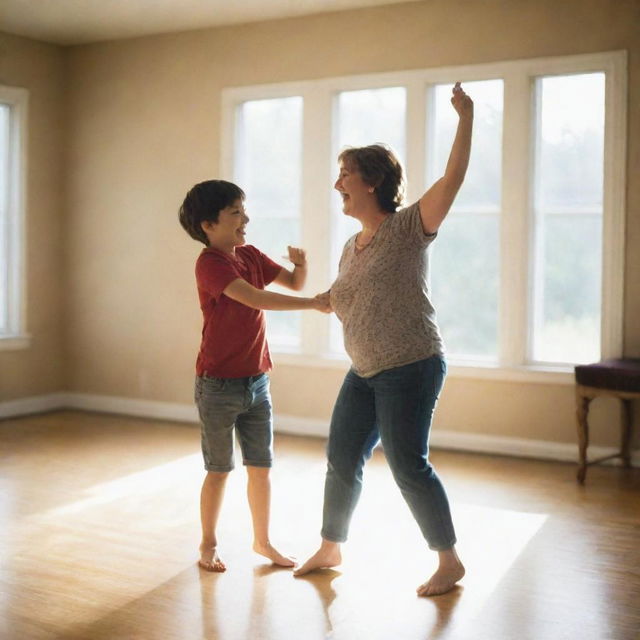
[{"x1": 179, "y1": 179, "x2": 329, "y2": 572}]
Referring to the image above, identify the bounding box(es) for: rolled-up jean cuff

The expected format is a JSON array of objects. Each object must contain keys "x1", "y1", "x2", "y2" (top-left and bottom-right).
[
  {"x1": 243, "y1": 459, "x2": 272, "y2": 468},
  {"x1": 205, "y1": 463, "x2": 234, "y2": 473},
  {"x1": 428, "y1": 537, "x2": 457, "y2": 552},
  {"x1": 321, "y1": 529, "x2": 347, "y2": 543}
]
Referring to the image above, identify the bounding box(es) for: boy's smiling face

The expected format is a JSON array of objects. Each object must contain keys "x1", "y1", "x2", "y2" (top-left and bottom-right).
[{"x1": 201, "y1": 198, "x2": 249, "y2": 253}]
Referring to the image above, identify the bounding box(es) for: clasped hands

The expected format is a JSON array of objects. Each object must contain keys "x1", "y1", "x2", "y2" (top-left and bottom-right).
[{"x1": 313, "y1": 291, "x2": 332, "y2": 314}]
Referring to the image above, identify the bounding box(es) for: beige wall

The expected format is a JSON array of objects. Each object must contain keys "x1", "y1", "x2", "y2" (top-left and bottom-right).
[
  {"x1": 5, "y1": 0, "x2": 640, "y2": 450},
  {"x1": 0, "y1": 33, "x2": 66, "y2": 400}
]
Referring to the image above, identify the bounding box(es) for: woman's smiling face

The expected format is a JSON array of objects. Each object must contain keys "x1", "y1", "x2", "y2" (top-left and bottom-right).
[{"x1": 334, "y1": 161, "x2": 373, "y2": 217}]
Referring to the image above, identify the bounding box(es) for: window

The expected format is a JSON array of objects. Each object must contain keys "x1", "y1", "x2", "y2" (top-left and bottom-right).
[
  {"x1": 221, "y1": 51, "x2": 626, "y2": 378},
  {"x1": 234, "y1": 96, "x2": 303, "y2": 349},
  {"x1": 531, "y1": 73, "x2": 605, "y2": 364},
  {"x1": 429, "y1": 79, "x2": 503, "y2": 361},
  {"x1": 0, "y1": 85, "x2": 28, "y2": 349}
]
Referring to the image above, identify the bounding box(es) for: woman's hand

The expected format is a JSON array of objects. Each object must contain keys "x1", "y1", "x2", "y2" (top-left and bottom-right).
[
  {"x1": 313, "y1": 291, "x2": 332, "y2": 313},
  {"x1": 451, "y1": 82, "x2": 474, "y2": 119}
]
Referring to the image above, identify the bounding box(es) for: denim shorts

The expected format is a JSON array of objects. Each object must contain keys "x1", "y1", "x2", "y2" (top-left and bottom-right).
[{"x1": 194, "y1": 373, "x2": 273, "y2": 472}]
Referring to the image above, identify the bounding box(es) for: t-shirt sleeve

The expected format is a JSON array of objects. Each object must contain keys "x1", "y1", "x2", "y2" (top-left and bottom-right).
[
  {"x1": 195, "y1": 253, "x2": 242, "y2": 301},
  {"x1": 392, "y1": 201, "x2": 437, "y2": 248},
  {"x1": 253, "y1": 247, "x2": 283, "y2": 286}
]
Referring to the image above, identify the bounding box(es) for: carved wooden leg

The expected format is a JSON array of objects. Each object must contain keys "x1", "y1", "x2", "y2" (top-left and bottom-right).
[
  {"x1": 621, "y1": 399, "x2": 633, "y2": 468},
  {"x1": 576, "y1": 390, "x2": 591, "y2": 484}
]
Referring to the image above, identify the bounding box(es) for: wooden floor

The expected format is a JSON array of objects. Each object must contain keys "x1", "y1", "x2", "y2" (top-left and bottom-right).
[{"x1": 0, "y1": 411, "x2": 638, "y2": 640}]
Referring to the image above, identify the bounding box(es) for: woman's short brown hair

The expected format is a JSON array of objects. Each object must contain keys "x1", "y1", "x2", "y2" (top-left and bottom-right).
[{"x1": 338, "y1": 144, "x2": 405, "y2": 212}]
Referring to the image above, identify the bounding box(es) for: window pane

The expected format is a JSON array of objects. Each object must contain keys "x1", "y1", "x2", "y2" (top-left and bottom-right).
[
  {"x1": 429, "y1": 80, "x2": 503, "y2": 361},
  {"x1": 537, "y1": 74, "x2": 605, "y2": 210},
  {"x1": 532, "y1": 74, "x2": 604, "y2": 364},
  {"x1": 431, "y1": 215, "x2": 499, "y2": 358},
  {"x1": 0, "y1": 104, "x2": 10, "y2": 333},
  {"x1": 534, "y1": 215, "x2": 602, "y2": 363},
  {"x1": 336, "y1": 87, "x2": 407, "y2": 160},
  {"x1": 331, "y1": 87, "x2": 406, "y2": 353},
  {"x1": 235, "y1": 97, "x2": 303, "y2": 348}
]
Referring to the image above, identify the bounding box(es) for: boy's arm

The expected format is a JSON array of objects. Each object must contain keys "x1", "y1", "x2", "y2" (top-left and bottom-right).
[
  {"x1": 223, "y1": 278, "x2": 329, "y2": 312},
  {"x1": 272, "y1": 246, "x2": 307, "y2": 291},
  {"x1": 419, "y1": 82, "x2": 473, "y2": 235}
]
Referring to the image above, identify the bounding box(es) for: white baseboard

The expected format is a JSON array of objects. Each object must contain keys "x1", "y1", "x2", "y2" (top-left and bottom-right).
[
  {"x1": 61, "y1": 392, "x2": 200, "y2": 423},
  {"x1": 430, "y1": 429, "x2": 581, "y2": 462},
  {"x1": 1, "y1": 393, "x2": 637, "y2": 466},
  {"x1": 274, "y1": 414, "x2": 329, "y2": 437},
  {"x1": 0, "y1": 393, "x2": 66, "y2": 419},
  {"x1": 0, "y1": 392, "x2": 198, "y2": 423},
  {"x1": 273, "y1": 414, "x2": 640, "y2": 465}
]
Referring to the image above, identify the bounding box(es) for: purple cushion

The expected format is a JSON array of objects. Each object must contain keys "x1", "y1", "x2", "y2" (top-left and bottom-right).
[{"x1": 574, "y1": 358, "x2": 640, "y2": 393}]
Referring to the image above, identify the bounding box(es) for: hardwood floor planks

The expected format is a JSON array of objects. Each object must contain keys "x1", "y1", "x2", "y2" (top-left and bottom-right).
[{"x1": 1, "y1": 411, "x2": 638, "y2": 640}]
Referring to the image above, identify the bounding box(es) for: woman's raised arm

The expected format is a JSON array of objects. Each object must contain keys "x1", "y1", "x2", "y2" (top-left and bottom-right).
[{"x1": 419, "y1": 82, "x2": 474, "y2": 235}]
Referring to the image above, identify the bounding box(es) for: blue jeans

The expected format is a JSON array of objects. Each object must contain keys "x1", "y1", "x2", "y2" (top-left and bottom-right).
[{"x1": 321, "y1": 356, "x2": 457, "y2": 551}]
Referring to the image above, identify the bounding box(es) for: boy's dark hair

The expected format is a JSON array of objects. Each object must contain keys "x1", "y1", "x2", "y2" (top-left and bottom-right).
[
  {"x1": 338, "y1": 144, "x2": 405, "y2": 212},
  {"x1": 179, "y1": 180, "x2": 245, "y2": 246}
]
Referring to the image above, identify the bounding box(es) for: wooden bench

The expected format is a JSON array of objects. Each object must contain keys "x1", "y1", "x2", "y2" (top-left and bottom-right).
[{"x1": 574, "y1": 358, "x2": 640, "y2": 483}]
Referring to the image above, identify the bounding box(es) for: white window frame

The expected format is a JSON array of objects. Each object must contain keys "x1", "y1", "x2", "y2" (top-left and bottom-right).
[
  {"x1": 0, "y1": 85, "x2": 29, "y2": 350},
  {"x1": 220, "y1": 51, "x2": 626, "y2": 384}
]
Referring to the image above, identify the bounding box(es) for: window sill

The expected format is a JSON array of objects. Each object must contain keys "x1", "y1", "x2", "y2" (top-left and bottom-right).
[
  {"x1": 271, "y1": 352, "x2": 575, "y2": 385},
  {"x1": 0, "y1": 334, "x2": 31, "y2": 351},
  {"x1": 446, "y1": 362, "x2": 574, "y2": 385}
]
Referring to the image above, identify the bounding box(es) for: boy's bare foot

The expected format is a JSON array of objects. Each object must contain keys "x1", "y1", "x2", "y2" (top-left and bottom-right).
[
  {"x1": 253, "y1": 541, "x2": 296, "y2": 568},
  {"x1": 416, "y1": 554, "x2": 465, "y2": 597},
  {"x1": 294, "y1": 541, "x2": 341, "y2": 576},
  {"x1": 199, "y1": 545, "x2": 226, "y2": 572}
]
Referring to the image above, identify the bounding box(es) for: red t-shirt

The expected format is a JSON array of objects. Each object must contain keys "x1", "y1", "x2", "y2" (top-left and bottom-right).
[{"x1": 194, "y1": 245, "x2": 282, "y2": 378}]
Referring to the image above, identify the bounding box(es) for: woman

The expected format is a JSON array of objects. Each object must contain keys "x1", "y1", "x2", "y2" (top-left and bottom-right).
[{"x1": 294, "y1": 83, "x2": 473, "y2": 597}]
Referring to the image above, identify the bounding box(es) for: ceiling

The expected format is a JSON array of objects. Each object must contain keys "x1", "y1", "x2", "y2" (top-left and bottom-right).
[{"x1": 0, "y1": 0, "x2": 420, "y2": 46}]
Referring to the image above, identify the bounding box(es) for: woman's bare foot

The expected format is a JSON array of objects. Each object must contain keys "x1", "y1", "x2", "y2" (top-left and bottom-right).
[
  {"x1": 416, "y1": 548, "x2": 465, "y2": 597},
  {"x1": 294, "y1": 540, "x2": 342, "y2": 576},
  {"x1": 199, "y1": 544, "x2": 226, "y2": 572},
  {"x1": 253, "y1": 541, "x2": 296, "y2": 568}
]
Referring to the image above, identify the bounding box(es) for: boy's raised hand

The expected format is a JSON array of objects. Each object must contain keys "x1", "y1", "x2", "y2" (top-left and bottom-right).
[
  {"x1": 283, "y1": 246, "x2": 307, "y2": 268},
  {"x1": 274, "y1": 245, "x2": 308, "y2": 291}
]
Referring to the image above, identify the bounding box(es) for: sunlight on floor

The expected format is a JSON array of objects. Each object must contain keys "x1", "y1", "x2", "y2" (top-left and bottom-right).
[
  {"x1": 4, "y1": 432, "x2": 549, "y2": 640},
  {"x1": 40, "y1": 453, "x2": 203, "y2": 517},
  {"x1": 454, "y1": 503, "x2": 548, "y2": 606}
]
